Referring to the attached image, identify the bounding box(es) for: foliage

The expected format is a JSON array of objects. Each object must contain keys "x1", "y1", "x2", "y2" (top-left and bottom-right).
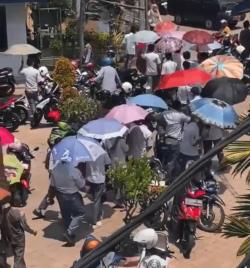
[
  {"x1": 53, "y1": 57, "x2": 76, "y2": 88},
  {"x1": 59, "y1": 95, "x2": 102, "y2": 128},
  {"x1": 108, "y1": 157, "x2": 160, "y2": 222},
  {"x1": 61, "y1": 87, "x2": 79, "y2": 102},
  {"x1": 50, "y1": 38, "x2": 62, "y2": 52},
  {"x1": 65, "y1": 20, "x2": 78, "y2": 43}
]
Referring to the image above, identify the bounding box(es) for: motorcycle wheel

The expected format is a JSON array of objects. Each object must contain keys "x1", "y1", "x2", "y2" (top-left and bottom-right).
[
  {"x1": 13, "y1": 105, "x2": 28, "y2": 124},
  {"x1": 197, "y1": 203, "x2": 225, "y2": 233},
  {"x1": 2, "y1": 111, "x2": 20, "y2": 132},
  {"x1": 143, "y1": 206, "x2": 168, "y2": 230},
  {"x1": 31, "y1": 110, "x2": 43, "y2": 129},
  {"x1": 182, "y1": 232, "x2": 195, "y2": 259}
]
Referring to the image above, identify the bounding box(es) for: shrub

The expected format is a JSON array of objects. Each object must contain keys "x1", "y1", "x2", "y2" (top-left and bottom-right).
[
  {"x1": 61, "y1": 87, "x2": 79, "y2": 102},
  {"x1": 53, "y1": 57, "x2": 75, "y2": 88}
]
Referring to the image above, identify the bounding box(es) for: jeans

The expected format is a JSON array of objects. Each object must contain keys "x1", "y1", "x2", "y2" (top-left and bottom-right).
[
  {"x1": 178, "y1": 153, "x2": 200, "y2": 175},
  {"x1": 165, "y1": 143, "x2": 180, "y2": 179},
  {"x1": 89, "y1": 183, "x2": 105, "y2": 224},
  {"x1": 25, "y1": 90, "x2": 38, "y2": 116},
  {"x1": 203, "y1": 139, "x2": 223, "y2": 163},
  {"x1": 56, "y1": 191, "x2": 87, "y2": 236}
]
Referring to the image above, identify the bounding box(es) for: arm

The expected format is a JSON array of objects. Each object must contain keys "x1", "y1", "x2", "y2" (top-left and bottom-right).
[
  {"x1": 72, "y1": 168, "x2": 85, "y2": 191},
  {"x1": 19, "y1": 210, "x2": 37, "y2": 235},
  {"x1": 94, "y1": 68, "x2": 104, "y2": 83},
  {"x1": 156, "y1": 55, "x2": 161, "y2": 75}
]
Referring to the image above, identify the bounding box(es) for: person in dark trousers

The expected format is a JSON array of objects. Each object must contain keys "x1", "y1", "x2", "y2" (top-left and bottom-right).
[
  {"x1": 2, "y1": 202, "x2": 37, "y2": 268},
  {"x1": 240, "y1": 20, "x2": 250, "y2": 58}
]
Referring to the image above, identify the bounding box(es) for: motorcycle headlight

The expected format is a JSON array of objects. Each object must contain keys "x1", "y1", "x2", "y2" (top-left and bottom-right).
[{"x1": 147, "y1": 259, "x2": 161, "y2": 268}]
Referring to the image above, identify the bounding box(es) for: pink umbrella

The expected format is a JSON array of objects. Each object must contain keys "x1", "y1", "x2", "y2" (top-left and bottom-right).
[
  {"x1": 105, "y1": 104, "x2": 149, "y2": 125},
  {"x1": 163, "y1": 31, "x2": 186, "y2": 40},
  {"x1": 156, "y1": 37, "x2": 182, "y2": 53}
]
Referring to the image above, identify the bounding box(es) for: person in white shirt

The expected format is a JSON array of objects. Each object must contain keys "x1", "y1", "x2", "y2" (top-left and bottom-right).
[
  {"x1": 83, "y1": 40, "x2": 92, "y2": 64},
  {"x1": 161, "y1": 53, "x2": 177, "y2": 75},
  {"x1": 148, "y1": 4, "x2": 163, "y2": 29},
  {"x1": 142, "y1": 44, "x2": 161, "y2": 91},
  {"x1": 123, "y1": 25, "x2": 138, "y2": 69},
  {"x1": 19, "y1": 58, "x2": 39, "y2": 117}
]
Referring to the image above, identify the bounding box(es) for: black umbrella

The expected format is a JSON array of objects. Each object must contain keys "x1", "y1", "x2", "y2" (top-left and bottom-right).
[{"x1": 201, "y1": 77, "x2": 248, "y2": 105}]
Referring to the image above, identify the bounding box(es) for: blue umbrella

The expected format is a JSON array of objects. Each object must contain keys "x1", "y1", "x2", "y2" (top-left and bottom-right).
[
  {"x1": 127, "y1": 94, "x2": 168, "y2": 110},
  {"x1": 78, "y1": 118, "x2": 128, "y2": 140},
  {"x1": 51, "y1": 135, "x2": 106, "y2": 169},
  {"x1": 190, "y1": 98, "x2": 239, "y2": 129},
  {"x1": 232, "y1": 1, "x2": 250, "y2": 15}
]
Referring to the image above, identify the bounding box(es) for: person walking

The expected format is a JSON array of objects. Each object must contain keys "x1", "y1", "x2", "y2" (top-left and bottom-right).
[
  {"x1": 240, "y1": 20, "x2": 250, "y2": 58},
  {"x1": 161, "y1": 53, "x2": 177, "y2": 75},
  {"x1": 19, "y1": 58, "x2": 39, "y2": 118},
  {"x1": 142, "y1": 44, "x2": 161, "y2": 91},
  {"x1": 50, "y1": 162, "x2": 89, "y2": 246},
  {"x1": 86, "y1": 153, "x2": 111, "y2": 228}
]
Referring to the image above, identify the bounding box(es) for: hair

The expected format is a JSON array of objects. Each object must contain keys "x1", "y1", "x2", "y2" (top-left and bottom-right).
[
  {"x1": 191, "y1": 86, "x2": 201, "y2": 96},
  {"x1": 183, "y1": 61, "x2": 191, "y2": 70},
  {"x1": 26, "y1": 58, "x2": 34, "y2": 67},
  {"x1": 148, "y1": 44, "x2": 155, "y2": 52},
  {"x1": 165, "y1": 52, "x2": 172, "y2": 61},
  {"x1": 130, "y1": 24, "x2": 139, "y2": 33},
  {"x1": 183, "y1": 51, "x2": 191, "y2": 60},
  {"x1": 243, "y1": 20, "x2": 250, "y2": 29}
]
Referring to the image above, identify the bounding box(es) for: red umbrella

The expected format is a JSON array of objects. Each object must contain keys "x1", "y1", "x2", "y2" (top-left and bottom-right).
[
  {"x1": 183, "y1": 30, "x2": 214, "y2": 45},
  {"x1": 157, "y1": 69, "x2": 212, "y2": 90},
  {"x1": 155, "y1": 21, "x2": 177, "y2": 36},
  {"x1": 0, "y1": 128, "x2": 14, "y2": 145}
]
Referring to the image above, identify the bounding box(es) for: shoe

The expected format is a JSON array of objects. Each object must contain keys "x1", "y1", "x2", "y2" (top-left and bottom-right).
[
  {"x1": 62, "y1": 241, "x2": 75, "y2": 247},
  {"x1": 32, "y1": 209, "x2": 45, "y2": 219},
  {"x1": 63, "y1": 232, "x2": 75, "y2": 245},
  {"x1": 93, "y1": 221, "x2": 102, "y2": 229}
]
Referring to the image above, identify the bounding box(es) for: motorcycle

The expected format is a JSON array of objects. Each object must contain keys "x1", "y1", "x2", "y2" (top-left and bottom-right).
[
  {"x1": 31, "y1": 83, "x2": 61, "y2": 128},
  {"x1": 197, "y1": 171, "x2": 225, "y2": 233},
  {"x1": 0, "y1": 67, "x2": 15, "y2": 97},
  {"x1": 96, "y1": 88, "x2": 126, "y2": 109},
  {"x1": 0, "y1": 96, "x2": 28, "y2": 124},
  {"x1": 0, "y1": 100, "x2": 20, "y2": 132}
]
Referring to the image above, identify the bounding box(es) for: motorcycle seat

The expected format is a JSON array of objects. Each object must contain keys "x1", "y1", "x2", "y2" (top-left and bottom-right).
[{"x1": 0, "y1": 67, "x2": 12, "y2": 76}]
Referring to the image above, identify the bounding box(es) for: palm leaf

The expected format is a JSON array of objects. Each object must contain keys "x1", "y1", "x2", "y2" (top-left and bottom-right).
[
  {"x1": 231, "y1": 193, "x2": 250, "y2": 218},
  {"x1": 223, "y1": 216, "x2": 250, "y2": 238},
  {"x1": 237, "y1": 237, "x2": 250, "y2": 256}
]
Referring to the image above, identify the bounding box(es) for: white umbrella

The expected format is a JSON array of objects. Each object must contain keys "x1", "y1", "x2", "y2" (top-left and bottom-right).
[
  {"x1": 4, "y1": 44, "x2": 41, "y2": 55},
  {"x1": 135, "y1": 30, "x2": 160, "y2": 44}
]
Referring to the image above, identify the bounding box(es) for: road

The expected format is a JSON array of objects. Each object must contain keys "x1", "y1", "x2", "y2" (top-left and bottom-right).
[{"x1": 7, "y1": 16, "x2": 250, "y2": 267}]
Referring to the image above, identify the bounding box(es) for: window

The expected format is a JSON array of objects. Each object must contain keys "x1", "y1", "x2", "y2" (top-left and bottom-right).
[{"x1": 0, "y1": 6, "x2": 7, "y2": 51}]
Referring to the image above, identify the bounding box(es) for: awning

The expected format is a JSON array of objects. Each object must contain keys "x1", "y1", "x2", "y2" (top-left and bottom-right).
[{"x1": 232, "y1": 0, "x2": 250, "y2": 15}]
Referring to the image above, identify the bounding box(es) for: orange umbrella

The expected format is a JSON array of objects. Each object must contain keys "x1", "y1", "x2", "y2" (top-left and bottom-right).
[
  {"x1": 155, "y1": 21, "x2": 177, "y2": 36},
  {"x1": 200, "y1": 55, "x2": 244, "y2": 79},
  {"x1": 157, "y1": 69, "x2": 212, "y2": 90},
  {"x1": 183, "y1": 30, "x2": 213, "y2": 45}
]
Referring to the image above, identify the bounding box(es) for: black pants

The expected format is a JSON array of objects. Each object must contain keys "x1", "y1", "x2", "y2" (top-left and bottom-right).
[
  {"x1": 203, "y1": 139, "x2": 223, "y2": 163},
  {"x1": 25, "y1": 90, "x2": 38, "y2": 116},
  {"x1": 12, "y1": 242, "x2": 26, "y2": 268},
  {"x1": 89, "y1": 183, "x2": 105, "y2": 224}
]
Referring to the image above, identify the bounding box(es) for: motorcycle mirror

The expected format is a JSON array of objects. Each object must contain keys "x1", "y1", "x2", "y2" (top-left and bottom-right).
[{"x1": 33, "y1": 147, "x2": 39, "y2": 151}]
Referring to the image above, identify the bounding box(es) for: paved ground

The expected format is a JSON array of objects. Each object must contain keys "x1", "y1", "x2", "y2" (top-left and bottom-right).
[{"x1": 6, "y1": 15, "x2": 250, "y2": 268}]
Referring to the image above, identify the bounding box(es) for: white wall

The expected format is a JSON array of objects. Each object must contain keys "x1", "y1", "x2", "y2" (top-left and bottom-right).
[{"x1": 0, "y1": 3, "x2": 26, "y2": 78}]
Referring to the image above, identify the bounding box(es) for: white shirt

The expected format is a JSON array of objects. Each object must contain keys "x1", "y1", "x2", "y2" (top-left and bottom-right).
[
  {"x1": 161, "y1": 60, "x2": 177, "y2": 75},
  {"x1": 142, "y1": 52, "x2": 161, "y2": 76},
  {"x1": 84, "y1": 43, "x2": 92, "y2": 63},
  {"x1": 177, "y1": 85, "x2": 193, "y2": 105},
  {"x1": 20, "y1": 66, "x2": 39, "y2": 92},
  {"x1": 123, "y1": 33, "x2": 136, "y2": 55}
]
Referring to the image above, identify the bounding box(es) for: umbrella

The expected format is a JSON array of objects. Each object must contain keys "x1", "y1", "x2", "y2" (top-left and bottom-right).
[
  {"x1": 202, "y1": 77, "x2": 248, "y2": 105},
  {"x1": 183, "y1": 30, "x2": 214, "y2": 45},
  {"x1": 155, "y1": 21, "x2": 177, "y2": 36},
  {"x1": 134, "y1": 30, "x2": 160, "y2": 44},
  {"x1": 163, "y1": 31, "x2": 186, "y2": 40},
  {"x1": 105, "y1": 104, "x2": 149, "y2": 125},
  {"x1": 51, "y1": 136, "x2": 106, "y2": 169},
  {"x1": 187, "y1": 41, "x2": 222, "y2": 52},
  {"x1": 78, "y1": 118, "x2": 128, "y2": 140},
  {"x1": 157, "y1": 69, "x2": 212, "y2": 90},
  {"x1": 156, "y1": 37, "x2": 182, "y2": 53},
  {"x1": 200, "y1": 55, "x2": 244, "y2": 79},
  {"x1": 4, "y1": 44, "x2": 41, "y2": 55},
  {"x1": 0, "y1": 128, "x2": 14, "y2": 145},
  {"x1": 4, "y1": 155, "x2": 24, "y2": 185},
  {"x1": 232, "y1": 0, "x2": 250, "y2": 15},
  {"x1": 190, "y1": 98, "x2": 238, "y2": 129},
  {"x1": 127, "y1": 94, "x2": 168, "y2": 110}
]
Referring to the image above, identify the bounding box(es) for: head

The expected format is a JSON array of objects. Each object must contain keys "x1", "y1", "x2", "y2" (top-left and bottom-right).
[
  {"x1": 220, "y1": 19, "x2": 228, "y2": 27},
  {"x1": 100, "y1": 57, "x2": 112, "y2": 67},
  {"x1": 183, "y1": 60, "x2": 191, "y2": 70},
  {"x1": 152, "y1": 4, "x2": 158, "y2": 12},
  {"x1": 183, "y1": 51, "x2": 191, "y2": 60},
  {"x1": 130, "y1": 24, "x2": 139, "y2": 34},
  {"x1": 191, "y1": 86, "x2": 201, "y2": 97},
  {"x1": 165, "y1": 52, "x2": 172, "y2": 61},
  {"x1": 243, "y1": 20, "x2": 250, "y2": 29},
  {"x1": 26, "y1": 58, "x2": 34, "y2": 67},
  {"x1": 148, "y1": 44, "x2": 155, "y2": 53}
]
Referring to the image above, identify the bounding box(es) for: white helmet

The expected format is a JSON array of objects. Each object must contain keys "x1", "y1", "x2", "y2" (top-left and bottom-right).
[
  {"x1": 133, "y1": 228, "x2": 158, "y2": 249},
  {"x1": 122, "y1": 82, "x2": 133, "y2": 94},
  {"x1": 39, "y1": 66, "x2": 49, "y2": 78}
]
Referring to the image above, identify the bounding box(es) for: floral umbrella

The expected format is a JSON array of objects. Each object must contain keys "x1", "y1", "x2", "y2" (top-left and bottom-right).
[
  {"x1": 156, "y1": 37, "x2": 182, "y2": 53},
  {"x1": 155, "y1": 21, "x2": 177, "y2": 36},
  {"x1": 200, "y1": 55, "x2": 244, "y2": 79}
]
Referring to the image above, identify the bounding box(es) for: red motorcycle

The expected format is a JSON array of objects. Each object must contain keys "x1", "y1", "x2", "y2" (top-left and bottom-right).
[{"x1": 174, "y1": 185, "x2": 205, "y2": 259}]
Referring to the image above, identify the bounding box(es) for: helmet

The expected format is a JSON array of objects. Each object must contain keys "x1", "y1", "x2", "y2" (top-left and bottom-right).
[
  {"x1": 122, "y1": 82, "x2": 133, "y2": 94},
  {"x1": 80, "y1": 235, "x2": 101, "y2": 257},
  {"x1": 71, "y1": 60, "x2": 79, "y2": 69},
  {"x1": 107, "y1": 49, "x2": 115, "y2": 58},
  {"x1": 133, "y1": 228, "x2": 158, "y2": 249},
  {"x1": 39, "y1": 66, "x2": 49, "y2": 78},
  {"x1": 47, "y1": 110, "x2": 61, "y2": 123},
  {"x1": 100, "y1": 57, "x2": 112, "y2": 67},
  {"x1": 86, "y1": 62, "x2": 95, "y2": 71}
]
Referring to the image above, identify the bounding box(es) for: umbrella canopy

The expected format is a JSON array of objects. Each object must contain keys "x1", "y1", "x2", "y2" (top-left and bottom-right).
[
  {"x1": 51, "y1": 136, "x2": 106, "y2": 169},
  {"x1": 105, "y1": 104, "x2": 149, "y2": 125},
  {"x1": 0, "y1": 128, "x2": 14, "y2": 145},
  {"x1": 4, "y1": 155, "x2": 24, "y2": 185},
  {"x1": 127, "y1": 94, "x2": 168, "y2": 110},
  {"x1": 232, "y1": 0, "x2": 250, "y2": 14},
  {"x1": 200, "y1": 55, "x2": 244, "y2": 79},
  {"x1": 158, "y1": 69, "x2": 212, "y2": 90},
  {"x1": 202, "y1": 77, "x2": 248, "y2": 105},
  {"x1": 155, "y1": 21, "x2": 177, "y2": 35},
  {"x1": 183, "y1": 30, "x2": 214, "y2": 45},
  {"x1": 190, "y1": 98, "x2": 238, "y2": 129},
  {"x1": 134, "y1": 30, "x2": 160, "y2": 44},
  {"x1": 78, "y1": 118, "x2": 128, "y2": 140},
  {"x1": 187, "y1": 41, "x2": 222, "y2": 52},
  {"x1": 4, "y1": 44, "x2": 41, "y2": 55},
  {"x1": 156, "y1": 37, "x2": 182, "y2": 53},
  {"x1": 163, "y1": 31, "x2": 186, "y2": 40}
]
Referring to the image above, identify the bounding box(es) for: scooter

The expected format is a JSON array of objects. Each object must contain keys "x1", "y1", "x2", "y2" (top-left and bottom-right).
[
  {"x1": 0, "y1": 100, "x2": 20, "y2": 132},
  {"x1": 0, "y1": 67, "x2": 15, "y2": 97}
]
